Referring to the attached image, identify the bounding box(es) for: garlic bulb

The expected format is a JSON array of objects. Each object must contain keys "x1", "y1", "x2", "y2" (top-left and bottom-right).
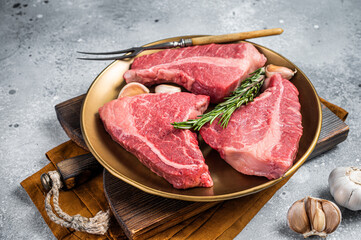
[
  {"x1": 118, "y1": 82, "x2": 149, "y2": 98},
  {"x1": 329, "y1": 167, "x2": 361, "y2": 211},
  {"x1": 155, "y1": 84, "x2": 181, "y2": 93},
  {"x1": 265, "y1": 64, "x2": 297, "y2": 80},
  {"x1": 287, "y1": 197, "x2": 341, "y2": 238}
]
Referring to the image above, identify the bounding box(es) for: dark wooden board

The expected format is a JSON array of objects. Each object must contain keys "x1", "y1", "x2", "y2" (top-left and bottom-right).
[
  {"x1": 55, "y1": 95, "x2": 349, "y2": 240},
  {"x1": 103, "y1": 170, "x2": 219, "y2": 240},
  {"x1": 55, "y1": 94, "x2": 88, "y2": 151},
  {"x1": 309, "y1": 103, "x2": 349, "y2": 159}
]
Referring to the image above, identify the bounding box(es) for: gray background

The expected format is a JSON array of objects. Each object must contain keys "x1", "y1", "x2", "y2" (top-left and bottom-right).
[{"x1": 1, "y1": 0, "x2": 360, "y2": 239}]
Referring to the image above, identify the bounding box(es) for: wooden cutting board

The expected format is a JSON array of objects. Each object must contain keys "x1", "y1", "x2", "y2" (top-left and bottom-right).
[{"x1": 55, "y1": 95, "x2": 349, "y2": 240}]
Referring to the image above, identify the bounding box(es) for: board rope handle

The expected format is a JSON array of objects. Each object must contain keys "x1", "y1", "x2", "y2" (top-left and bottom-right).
[{"x1": 43, "y1": 170, "x2": 110, "y2": 235}]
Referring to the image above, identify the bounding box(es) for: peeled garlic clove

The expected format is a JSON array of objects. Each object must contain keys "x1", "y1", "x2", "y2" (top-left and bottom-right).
[
  {"x1": 305, "y1": 197, "x2": 326, "y2": 233},
  {"x1": 118, "y1": 82, "x2": 149, "y2": 98},
  {"x1": 265, "y1": 64, "x2": 297, "y2": 80},
  {"x1": 287, "y1": 197, "x2": 341, "y2": 238},
  {"x1": 155, "y1": 84, "x2": 181, "y2": 93},
  {"x1": 287, "y1": 199, "x2": 311, "y2": 234},
  {"x1": 329, "y1": 167, "x2": 361, "y2": 211}
]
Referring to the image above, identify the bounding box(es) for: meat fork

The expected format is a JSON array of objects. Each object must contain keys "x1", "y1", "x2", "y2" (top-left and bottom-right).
[{"x1": 77, "y1": 28, "x2": 283, "y2": 61}]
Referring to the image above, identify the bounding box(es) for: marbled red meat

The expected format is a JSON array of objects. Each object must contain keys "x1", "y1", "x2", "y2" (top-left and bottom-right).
[
  {"x1": 200, "y1": 74, "x2": 303, "y2": 179},
  {"x1": 99, "y1": 92, "x2": 213, "y2": 189},
  {"x1": 123, "y1": 43, "x2": 267, "y2": 103}
]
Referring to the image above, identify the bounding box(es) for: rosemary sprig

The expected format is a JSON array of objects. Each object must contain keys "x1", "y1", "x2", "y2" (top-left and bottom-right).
[{"x1": 172, "y1": 67, "x2": 266, "y2": 130}]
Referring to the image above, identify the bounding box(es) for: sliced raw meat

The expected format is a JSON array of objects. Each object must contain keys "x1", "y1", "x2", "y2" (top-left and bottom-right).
[
  {"x1": 99, "y1": 92, "x2": 213, "y2": 189},
  {"x1": 124, "y1": 43, "x2": 267, "y2": 103},
  {"x1": 200, "y1": 73, "x2": 303, "y2": 179}
]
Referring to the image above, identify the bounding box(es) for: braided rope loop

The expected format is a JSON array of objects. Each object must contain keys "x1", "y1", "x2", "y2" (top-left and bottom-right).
[{"x1": 44, "y1": 171, "x2": 110, "y2": 235}]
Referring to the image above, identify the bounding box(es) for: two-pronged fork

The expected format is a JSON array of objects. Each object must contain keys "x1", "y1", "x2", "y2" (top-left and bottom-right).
[{"x1": 77, "y1": 28, "x2": 283, "y2": 61}]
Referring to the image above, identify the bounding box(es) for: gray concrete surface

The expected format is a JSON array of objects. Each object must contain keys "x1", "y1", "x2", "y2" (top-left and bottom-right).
[{"x1": 0, "y1": 0, "x2": 360, "y2": 239}]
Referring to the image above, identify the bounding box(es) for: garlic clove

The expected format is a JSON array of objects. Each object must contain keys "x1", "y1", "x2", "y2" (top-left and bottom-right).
[
  {"x1": 313, "y1": 207, "x2": 326, "y2": 233},
  {"x1": 347, "y1": 188, "x2": 361, "y2": 211},
  {"x1": 322, "y1": 200, "x2": 342, "y2": 233},
  {"x1": 155, "y1": 84, "x2": 181, "y2": 93},
  {"x1": 333, "y1": 181, "x2": 354, "y2": 207},
  {"x1": 305, "y1": 197, "x2": 326, "y2": 233},
  {"x1": 329, "y1": 176, "x2": 348, "y2": 196},
  {"x1": 118, "y1": 82, "x2": 150, "y2": 98},
  {"x1": 265, "y1": 64, "x2": 297, "y2": 80},
  {"x1": 287, "y1": 199, "x2": 311, "y2": 234},
  {"x1": 329, "y1": 173, "x2": 349, "y2": 196},
  {"x1": 329, "y1": 167, "x2": 349, "y2": 186},
  {"x1": 329, "y1": 167, "x2": 349, "y2": 182}
]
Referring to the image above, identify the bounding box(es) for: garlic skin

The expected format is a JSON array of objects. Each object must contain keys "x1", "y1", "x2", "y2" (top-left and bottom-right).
[
  {"x1": 155, "y1": 84, "x2": 181, "y2": 93},
  {"x1": 265, "y1": 64, "x2": 297, "y2": 80},
  {"x1": 118, "y1": 82, "x2": 149, "y2": 98},
  {"x1": 287, "y1": 199, "x2": 311, "y2": 234},
  {"x1": 287, "y1": 197, "x2": 341, "y2": 238},
  {"x1": 329, "y1": 167, "x2": 361, "y2": 211}
]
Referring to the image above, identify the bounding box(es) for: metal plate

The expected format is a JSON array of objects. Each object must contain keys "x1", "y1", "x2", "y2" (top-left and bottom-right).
[{"x1": 81, "y1": 36, "x2": 322, "y2": 201}]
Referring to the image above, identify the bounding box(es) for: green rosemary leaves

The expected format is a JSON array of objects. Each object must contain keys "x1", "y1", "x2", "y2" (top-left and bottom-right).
[{"x1": 172, "y1": 67, "x2": 266, "y2": 130}]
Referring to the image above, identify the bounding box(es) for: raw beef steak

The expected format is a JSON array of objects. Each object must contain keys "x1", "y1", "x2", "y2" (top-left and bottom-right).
[
  {"x1": 99, "y1": 92, "x2": 213, "y2": 189},
  {"x1": 200, "y1": 73, "x2": 303, "y2": 179},
  {"x1": 123, "y1": 43, "x2": 267, "y2": 103}
]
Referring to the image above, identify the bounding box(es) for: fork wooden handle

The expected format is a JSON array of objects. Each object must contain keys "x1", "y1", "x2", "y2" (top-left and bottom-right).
[
  {"x1": 41, "y1": 153, "x2": 103, "y2": 192},
  {"x1": 191, "y1": 28, "x2": 284, "y2": 45}
]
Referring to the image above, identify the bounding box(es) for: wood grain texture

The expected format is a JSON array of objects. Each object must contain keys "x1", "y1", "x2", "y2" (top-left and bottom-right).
[
  {"x1": 103, "y1": 171, "x2": 219, "y2": 240},
  {"x1": 55, "y1": 95, "x2": 348, "y2": 240},
  {"x1": 56, "y1": 153, "x2": 102, "y2": 189},
  {"x1": 191, "y1": 28, "x2": 283, "y2": 45},
  {"x1": 55, "y1": 94, "x2": 88, "y2": 151},
  {"x1": 320, "y1": 97, "x2": 348, "y2": 121},
  {"x1": 309, "y1": 104, "x2": 349, "y2": 159}
]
